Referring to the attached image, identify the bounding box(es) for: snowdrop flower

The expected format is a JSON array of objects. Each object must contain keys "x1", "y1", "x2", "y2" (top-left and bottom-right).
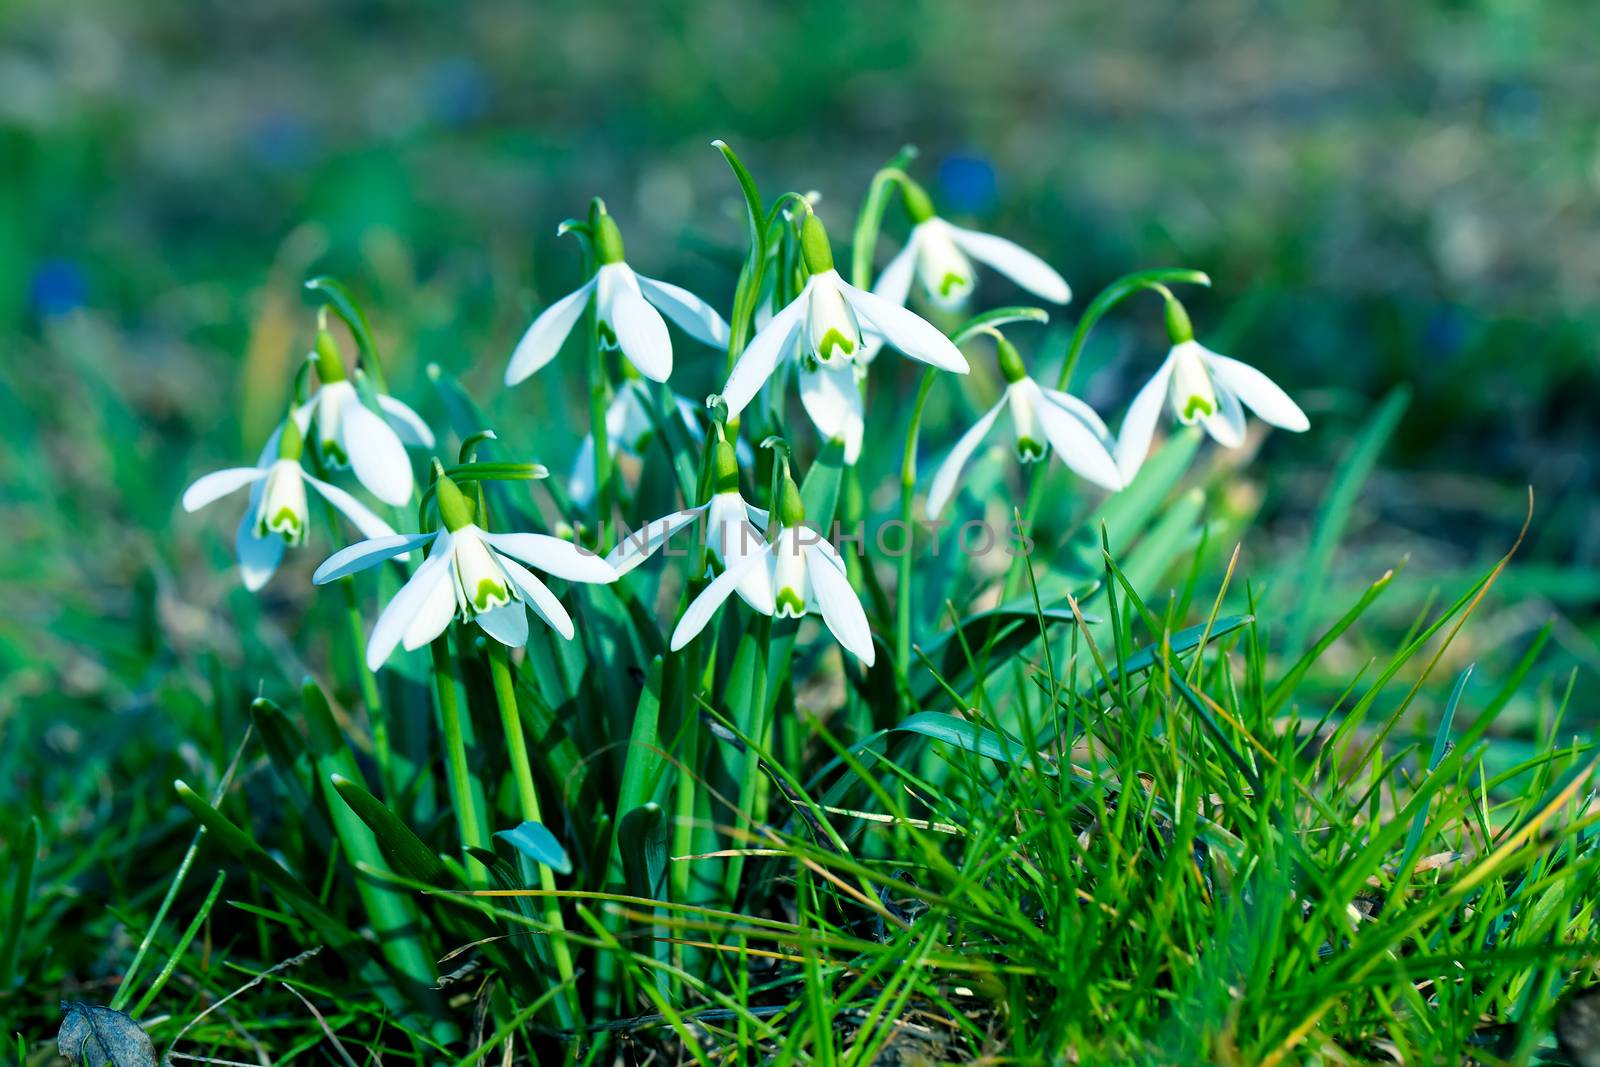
[
  {"x1": 314, "y1": 467, "x2": 616, "y2": 669},
  {"x1": 505, "y1": 201, "x2": 730, "y2": 386},
  {"x1": 1114, "y1": 298, "x2": 1310, "y2": 481},
  {"x1": 294, "y1": 326, "x2": 434, "y2": 506},
  {"x1": 182, "y1": 417, "x2": 396, "y2": 591},
  {"x1": 926, "y1": 334, "x2": 1123, "y2": 518},
  {"x1": 859, "y1": 178, "x2": 1070, "y2": 360},
  {"x1": 716, "y1": 213, "x2": 969, "y2": 422},
  {"x1": 569, "y1": 375, "x2": 706, "y2": 507},
  {"x1": 669, "y1": 468, "x2": 875, "y2": 667},
  {"x1": 606, "y1": 434, "x2": 770, "y2": 600}
]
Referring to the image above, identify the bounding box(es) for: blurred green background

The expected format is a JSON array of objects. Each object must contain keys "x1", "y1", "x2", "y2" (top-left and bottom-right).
[
  {"x1": 6, "y1": 0, "x2": 1599, "y2": 726},
  {"x1": 2, "y1": 0, "x2": 1598, "y2": 1025}
]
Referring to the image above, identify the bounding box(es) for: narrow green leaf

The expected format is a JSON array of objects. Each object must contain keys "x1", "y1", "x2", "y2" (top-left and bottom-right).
[
  {"x1": 893, "y1": 711, "x2": 1056, "y2": 774},
  {"x1": 495, "y1": 821, "x2": 573, "y2": 876}
]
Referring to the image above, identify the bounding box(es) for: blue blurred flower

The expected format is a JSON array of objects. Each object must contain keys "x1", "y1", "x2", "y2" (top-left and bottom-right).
[
  {"x1": 30, "y1": 259, "x2": 88, "y2": 317},
  {"x1": 936, "y1": 153, "x2": 998, "y2": 217}
]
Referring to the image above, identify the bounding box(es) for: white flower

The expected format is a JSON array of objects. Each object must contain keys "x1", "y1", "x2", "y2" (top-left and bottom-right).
[
  {"x1": 668, "y1": 474, "x2": 875, "y2": 667},
  {"x1": 294, "y1": 328, "x2": 434, "y2": 507},
  {"x1": 605, "y1": 437, "x2": 771, "y2": 612},
  {"x1": 716, "y1": 213, "x2": 968, "y2": 422},
  {"x1": 313, "y1": 472, "x2": 616, "y2": 669},
  {"x1": 859, "y1": 180, "x2": 1070, "y2": 359},
  {"x1": 797, "y1": 359, "x2": 866, "y2": 464},
  {"x1": 1114, "y1": 301, "x2": 1309, "y2": 482},
  {"x1": 569, "y1": 378, "x2": 706, "y2": 507},
  {"x1": 182, "y1": 420, "x2": 396, "y2": 591},
  {"x1": 925, "y1": 337, "x2": 1123, "y2": 518},
  {"x1": 505, "y1": 207, "x2": 729, "y2": 386}
]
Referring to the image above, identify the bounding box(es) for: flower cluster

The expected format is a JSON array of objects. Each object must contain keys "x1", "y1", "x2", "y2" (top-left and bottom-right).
[{"x1": 183, "y1": 146, "x2": 1308, "y2": 672}]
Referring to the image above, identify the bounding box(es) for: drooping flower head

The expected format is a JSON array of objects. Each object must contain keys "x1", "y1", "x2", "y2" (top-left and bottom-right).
[
  {"x1": 314, "y1": 462, "x2": 616, "y2": 668},
  {"x1": 505, "y1": 200, "x2": 730, "y2": 387},
  {"x1": 718, "y1": 211, "x2": 970, "y2": 427},
  {"x1": 1114, "y1": 296, "x2": 1310, "y2": 482},
  {"x1": 926, "y1": 331, "x2": 1123, "y2": 518},
  {"x1": 182, "y1": 414, "x2": 396, "y2": 590},
  {"x1": 669, "y1": 455, "x2": 874, "y2": 666},
  {"x1": 295, "y1": 323, "x2": 434, "y2": 506},
  {"x1": 876, "y1": 176, "x2": 1072, "y2": 314}
]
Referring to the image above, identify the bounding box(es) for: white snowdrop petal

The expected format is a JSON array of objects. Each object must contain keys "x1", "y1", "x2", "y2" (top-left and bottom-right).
[
  {"x1": 1114, "y1": 358, "x2": 1174, "y2": 483},
  {"x1": 399, "y1": 564, "x2": 458, "y2": 651},
  {"x1": 366, "y1": 544, "x2": 454, "y2": 670},
  {"x1": 304, "y1": 474, "x2": 398, "y2": 541},
  {"x1": 505, "y1": 280, "x2": 595, "y2": 385},
  {"x1": 834, "y1": 274, "x2": 968, "y2": 373},
  {"x1": 1204, "y1": 351, "x2": 1310, "y2": 432},
  {"x1": 925, "y1": 398, "x2": 1007, "y2": 518},
  {"x1": 718, "y1": 293, "x2": 807, "y2": 418},
  {"x1": 567, "y1": 433, "x2": 600, "y2": 508},
  {"x1": 636, "y1": 274, "x2": 731, "y2": 349},
  {"x1": 1202, "y1": 384, "x2": 1248, "y2": 448},
  {"x1": 798, "y1": 361, "x2": 865, "y2": 465},
  {"x1": 314, "y1": 532, "x2": 437, "y2": 585},
  {"x1": 1025, "y1": 380, "x2": 1124, "y2": 491},
  {"x1": 609, "y1": 278, "x2": 674, "y2": 382},
  {"x1": 606, "y1": 506, "x2": 706, "y2": 577},
  {"x1": 871, "y1": 241, "x2": 918, "y2": 308},
  {"x1": 474, "y1": 602, "x2": 530, "y2": 648},
  {"x1": 804, "y1": 543, "x2": 875, "y2": 666},
  {"x1": 340, "y1": 400, "x2": 415, "y2": 506},
  {"x1": 945, "y1": 225, "x2": 1071, "y2": 304},
  {"x1": 376, "y1": 395, "x2": 436, "y2": 449},
  {"x1": 670, "y1": 543, "x2": 772, "y2": 650},
  {"x1": 235, "y1": 509, "x2": 285, "y2": 592},
  {"x1": 480, "y1": 532, "x2": 616, "y2": 584},
  {"x1": 183, "y1": 467, "x2": 267, "y2": 512},
  {"x1": 498, "y1": 554, "x2": 576, "y2": 640}
]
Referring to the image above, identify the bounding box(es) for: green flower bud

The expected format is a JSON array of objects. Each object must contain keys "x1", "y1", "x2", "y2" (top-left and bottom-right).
[
  {"x1": 777, "y1": 472, "x2": 805, "y2": 527},
  {"x1": 593, "y1": 211, "x2": 626, "y2": 266},
  {"x1": 799, "y1": 214, "x2": 834, "y2": 275},
  {"x1": 433, "y1": 466, "x2": 476, "y2": 532},
  {"x1": 1164, "y1": 297, "x2": 1195, "y2": 345},
  {"x1": 276, "y1": 415, "x2": 305, "y2": 461},
  {"x1": 899, "y1": 177, "x2": 937, "y2": 224},
  {"x1": 996, "y1": 334, "x2": 1028, "y2": 384},
  {"x1": 712, "y1": 435, "x2": 740, "y2": 494},
  {"x1": 313, "y1": 328, "x2": 347, "y2": 383}
]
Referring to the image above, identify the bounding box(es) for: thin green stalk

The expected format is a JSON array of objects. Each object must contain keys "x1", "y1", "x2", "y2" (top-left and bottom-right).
[
  {"x1": 895, "y1": 369, "x2": 938, "y2": 693},
  {"x1": 487, "y1": 644, "x2": 580, "y2": 1021},
  {"x1": 431, "y1": 635, "x2": 488, "y2": 886},
  {"x1": 588, "y1": 320, "x2": 614, "y2": 554},
  {"x1": 338, "y1": 575, "x2": 390, "y2": 791}
]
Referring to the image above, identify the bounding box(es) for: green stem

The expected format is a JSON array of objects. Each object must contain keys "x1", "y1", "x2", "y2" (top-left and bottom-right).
[
  {"x1": 339, "y1": 575, "x2": 391, "y2": 792},
  {"x1": 589, "y1": 327, "x2": 614, "y2": 555},
  {"x1": 487, "y1": 644, "x2": 580, "y2": 1019},
  {"x1": 431, "y1": 635, "x2": 488, "y2": 886},
  {"x1": 895, "y1": 369, "x2": 938, "y2": 694},
  {"x1": 850, "y1": 148, "x2": 918, "y2": 288}
]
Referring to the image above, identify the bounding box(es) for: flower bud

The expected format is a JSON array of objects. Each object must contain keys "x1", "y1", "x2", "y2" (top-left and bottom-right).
[
  {"x1": 313, "y1": 328, "x2": 347, "y2": 383},
  {"x1": 995, "y1": 334, "x2": 1027, "y2": 384},
  {"x1": 777, "y1": 472, "x2": 806, "y2": 527},
  {"x1": 799, "y1": 214, "x2": 834, "y2": 275},
  {"x1": 712, "y1": 435, "x2": 740, "y2": 494},
  {"x1": 276, "y1": 415, "x2": 305, "y2": 461},
  {"x1": 1164, "y1": 297, "x2": 1195, "y2": 345},
  {"x1": 898, "y1": 177, "x2": 937, "y2": 224},
  {"x1": 433, "y1": 464, "x2": 476, "y2": 531}
]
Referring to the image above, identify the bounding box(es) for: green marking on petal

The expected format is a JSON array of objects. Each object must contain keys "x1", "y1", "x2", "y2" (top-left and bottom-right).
[
  {"x1": 775, "y1": 587, "x2": 807, "y2": 618},
  {"x1": 471, "y1": 579, "x2": 510, "y2": 612},
  {"x1": 816, "y1": 329, "x2": 855, "y2": 363},
  {"x1": 1016, "y1": 437, "x2": 1046, "y2": 463},
  {"x1": 939, "y1": 271, "x2": 967, "y2": 297},
  {"x1": 597, "y1": 321, "x2": 618, "y2": 349},
  {"x1": 320, "y1": 440, "x2": 348, "y2": 467},
  {"x1": 1182, "y1": 395, "x2": 1215, "y2": 421}
]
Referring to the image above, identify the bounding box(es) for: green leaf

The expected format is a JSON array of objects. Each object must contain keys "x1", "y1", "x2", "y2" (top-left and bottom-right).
[
  {"x1": 496, "y1": 821, "x2": 572, "y2": 876},
  {"x1": 1283, "y1": 384, "x2": 1410, "y2": 657},
  {"x1": 331, "y1": 774, "x2": 450, "y2": 888},
  {"x1": 910, "y1": 603, "x2": 1098, "y2": 706},
  {"x1": 618, "y1": 803, "x2": 668, "y2": 901},
  {"x1": 800, "y1": 436, "x2": 847, "y2": 531},
  {"x1": 1, "y1": 815, "x2": 38, "y2": 989},
  {"x1": 892, "y1": 711, "x2": 1056, "y2": 774}
]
